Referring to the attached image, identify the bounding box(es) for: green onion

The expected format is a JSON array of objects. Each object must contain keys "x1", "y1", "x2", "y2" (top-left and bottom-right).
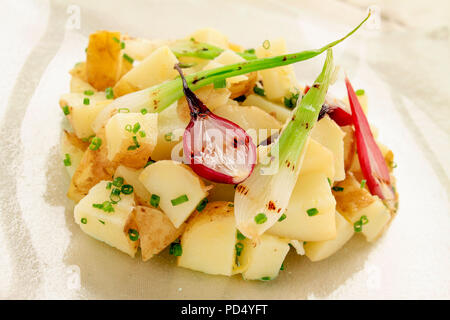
[
  {"x1": 110, "y1": 188, "x2": 121, "y2": 203},
  {"x1": 254, "y1": 213, "x2": 267, "y2": 224},
  {"x1": 98, "y1": 219, "x2": 105, "y2": 225},
  {"x1": 92, "y1": 201, "x2": 115, "y2": 213},
  {"x1": 112, "y1": 36, "x2": 120, "y2": 43},
  {"x1": 140, "y1": 108, "x2": 148, "y2": 115},
  {"x1": 332, "y1": 186, "x2": 344, "y2": 192},
  {"x1": 120, "y1": 42, "x2": 125, "y2": 49},
  {"x1": 170, "y1": 40, "x2": 257, "y2": 61},
  {"x1": 360, "y1": 179, "x2": 367, "y2": 189},
  {"x1": 196, "y1": 198, "x2": 208, "y2": 212},
  {"x1": 150, "y1": 194, "x2": 160, "y2": 208},
  {"x1": 262, "y1": 40, "x2": 271, "y2": 49},
  {"x1": 113, "y1": 177, "x2": 124, "y2": 187},
  {"x1": 261, "y1": 276, "x2": 271, "y2": 281},
  {"x1": 132, "y1": 122, "x2": 141, "y2": 133},
  {"x1": 81, "y1": 218, "x2": 87, "y2": 224},
  {"x1": 128, "y1": 229, "x2": 139, "y2": 241},
  {"x1": 62, "y1": 105, "x2": 70, "y2": 115},
  {"x1": 63, "y1": 153, "x2": 71, "y2": 166},
  {"x1": 118, "y1": 108, "x2": 130, "y2": 113},
  {"x1": 106, "y1": 182, "x2": 112, "y2": 189},
  {"x1": 84, "y1": 90, "x2": 94, "y2": 96},
  {"x1": 327, "y1": 177, "x2": 332, "y2": 186},
  {"x1": 121, "y1": 184, "x2": 134, "y2": 195},
  {"x1": 171, "y1": 194, "x2": 189, "y2": 206},
  {"x1": 253, "y1": 86, "x2": 265, "y2": 96},
  {"x1": 354, "y1": 220, "x2": 363, "y2": 232},
  {"x1": 244, "y1": 48, "x2": 255, "y2": 54},
  {"x1": 355, "y1": 89, "x2": 365, "y2": 96},
  {"x1": 306, "y1": 208, "x2": 319, "y2": 216},
  {"x1": 280, "y1": 263, "x2": 285, "y2": 271},
  {"x1": 125, "y1": 124, "x2": 132, "y2": 132},
  {"x1": 127, "y1": 136, "x2": 140, "y2": 150},
  {"x1": 92, "y1": 13, "x2": 370, "y2": 134},
  {"x1": 89, "y1": 137, "x2": 102, "y2": 150},
  {"x1": 284, "y1": 91, "x2": 300, "y2": 109},
  {"x1": 105, "y1": 87, "x2": 114, "y2": 99},
  {"x1": 144, "y1": 160, "x2": 155, "y2": 168},
  {"x1": 235, "y1": 242, "x2": 244, "y2": 256},
  {"x1": 164, "y1": 132, "x2": 173, "y2": 142},
  {"x1": 213, "y1": 78, "x2": 226, "y2": 89},
  {"x1": 169, "y1": 242, "x2": 182, "y2": 256},
  {"x1": 123, "y1": 53, "x2": 134, "y2": 64},
  {"x1": 236, "y1": 230, "x2": 246, "y2": 241},
  {"x1": 278, "y1": 213, "x2": 287, "y2": 222},
  {"x1": 81, "y1": 134, "x2": 95, "y2": 143},
  {"x1": 360, "y1": 215, "x2": 369, "y2": 225},
  {"x1": 228, "y1": 203, "x2": 234, "y2": 207},
  {"x1": 83, "y1": 97, "x2": 90, "y2": 105},
  {"x1": 138, "y1": 131, "x2": 146, "y2": 138},
  {"x1": 178, "y1": 62, "x2": 197, "y2": 68}
]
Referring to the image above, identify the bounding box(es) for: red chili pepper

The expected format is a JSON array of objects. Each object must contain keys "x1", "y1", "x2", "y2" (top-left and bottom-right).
[{"x1": 345, "y1": 77, "x2": 393, "y2": 200}]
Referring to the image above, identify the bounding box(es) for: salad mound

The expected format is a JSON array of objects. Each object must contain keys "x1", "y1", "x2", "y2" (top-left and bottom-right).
[{"x1": 59, "y1": 16, "x2": 398, "y2": 281}]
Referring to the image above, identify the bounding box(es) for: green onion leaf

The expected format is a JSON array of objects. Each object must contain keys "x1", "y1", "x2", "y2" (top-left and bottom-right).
[
  {"x1": 84, "y1": 90, "x2": 94, "y2": 96},
  {"x1": 105, "y1": 87, "x2": 114, "y2": 99},
  {"x1": 196, "y1": 198, "x2": 208, "y2": 212},
  {"x1": 262, "y1": 40, "x2": 271, "y2": 50},
  {"x1": 235, "y1": 242, "x2": 244, "y2": 256},
  {"x1": 278, "y1": 213, "x2": 287, "y2": 222},
  {"x1": 306, "y1": 208, "x2": 319, "y2": 216},
  {"x1": 332, "y1": 186, "x2": 344, "y2": 192},
  {"x1": 123, "y1": 53, "x2": 134, "y2": 64},
  {"x1": 125, "y1": 124, "x2": 132, "y2": 132},
  {"x1": 253, "y1": 86, "x2": 265, "y2": 96},
  {"x1": 138, "y1": 131, "x2": 146, "y2": 138},
  {"x1": 112, "y1": 36, "x2": 120, "y2": 43},
  {"x1": 121, "y1": 184, "x2": 134, "y2": 195},
  {"x1": 118, "y1": 108, "x2": 130, "y2": 113},
  {"x1": 81, "y1": 218, "x2": 87, "y2": 224},
  {"x1": 164, "y1": 132, "x2": 173, "y2": 142},
  {"x1": 150, "y1": 194, "x2": 160, "y2": 208},
  {"x1": 171, "y1": 194, "x2": 189, "y2": 206},
  {"x1": 254, "y1": 213, "x2": 267, "y2": 224},
  {"x1": 62, "y1": 105, "x2": 70, "y2": 116},
  {"x1": 89, "y1": 137, "x2": 102, "y2": 150},
  {"x1": 128, "y1": 229, "x2": 139, "y2": 241},
  {"x1": 83, "y1": 97, "x2": 90, "y2": 105},
  {"x1": 169, "y1": 242, "x2": 182, "y2": 256},
  {"x1": 261, "y1": 276, "x2": 271, "y2": 281},
  {"x1": 140, "y1": 108, "x2": 148, "y2": 115},
  {"x1": 355, "y1": 89, "x2": 365, "y2": 96},
  {"x1": 360, "y1": 179, "x2": 367, "y2": 189},
  {"x1": 213, "y1": 78, "x2": 226, "y2": 89},
  {"x1": 98, "y1": 219, "x2": 105, "y2": 225},
  {"x1": 354, "y1": 220, "x2": 363, "y2": 232},
  {"x1": 132, "y1": 122, "x2": 141, "y2": 133},
  {"x1": 113, "y1": 177, "x2": 124, "y2": 187},
  {"x1": 144, "y1": 160, "x2": 155, "y2": 168},
  {"x1": 63, "y1": 153, "x2": 71, "y2": 167},
  {"x1": 236, "y1": 230, "x2": 246, "y2": 241},
  {"x1": 110, "y1": 188, "x2": 121, "y2": 203}
]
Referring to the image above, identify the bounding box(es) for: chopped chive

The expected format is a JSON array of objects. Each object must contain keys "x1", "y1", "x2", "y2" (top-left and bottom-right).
[
  {"x1": 121, "y1": 184, "x2": 134, "y2": 195},
  {"x1": 306, "y1": 208, "x2": 319, "y2": 216},
  {"x1": 118, "y1": 108, "x2": 130, "y2": 113},
  {"x1": 150, "y1": 194, "x2": 160, "y2": 208},
  {"x1": 278, "y1": 213, "x2": 287, "y2": 222},
  {"x1": 106, "y1": 182, "x2": 112, "y2": 189},
  {"x1": 80, "y1": 218, "x2": 87, "y2": 224},
  {"x1": 120, "y1": 42, "x2": 125, "y2": 49},
  {"x1": 164, "y1": 132, "x2": 173, "y2": 141},
  {"x1": 127, "y1": 136, "x2": 140, "y2": 150},
  {"x1": 355, "y1": 89, "x2": 365, "y2": 96},
  {"x1": 63, "y1": 153, "x2": 71, "y2": 166},
  {"x1": 303, "y1": 241, "x2": 307, "y2": 245},
  {"x1": 83, "y1": 97, "x2": 90, "y2": 105},
  {"x1": 169, "y1": 242, "x2": 182, "y2": 256},
  {"x1": 138, "y1": 131, "x2": 146, "y2": 138},
  {"x1": 254, "y1": 213, "x2": 267, "y2": 224},
  {"x1": 235, "y1": 242, "x2": 244, "y2": 256},
  {"x1": 62, "y1": 105, "x2": 70, "y2": 115},
  {"x1": 262, "y1": 40, "x2": 271, "y2": 49},
  {"x1": 236, "y1": 230, "x2": 246, "y2": 241},
  {"x1": 112, "y1": 177, "x2": 124, "y2": 187},
  {"x1": 89, "y1": 137, "x2": 102, "y2": 150},
  {"x1": 112, "y1": 36, "x2": 120, "y2": 43},
  {"x1": 228, "y1": 203, "x2": 234, "y2": 207},
  {"x1": 390, "y1": 161, "x2": 398, "y2": 169},
  {"x1": 283, "y1": 92, "x2": 300, "y2": 109},
  {"x1": 144, "y1": 160, "x2": 155, "y2": 168},
  {"x1": 84, "y1": 90, "x2": 94, "y2": 96},
  {"x1": 98, "y1": 219, "x2": 105, "y2": 225},
  {"x1": 110, "y1": 188, "x2": 121, "y2": 203},
  {"x1": 261, "y1": 276, "x2": 271, "y2": 281},
  {"x1": 327, "y1": 177, "x2": 332, "y2": 186},
  {"x1": 125, "y1": 124, "x2": 132, "y2": 132},
  {"x1": 360, "y1": 179, "x2": 367, "y2": 189},
  {"x1": 244, "y1": 48, "x2": 255, "y2": 54},
  {"x1": 178, "y1": 62, "x2": 197, "y2": 68},
  {"x1": 253, "y1": 86, "x2": 265, "y2": 96},
  {"x1": 128, "y1": 229, "x2": 139, "y2": 241},
  {"x1": 140, "y1": 108, "x2": 148, "y2": 115},
  {"x1": 280, "y1": 263, "x2": 285, "y2": 271},
  {"x1": 171, "y1": 194, "x2": 189, "y2": 206},
  {"x1": 123, "y1": 53, "x2": 134, "y2": 64},
  {"x1": 81, "y1": 134, "x2": 95, "y2": 143},
  {"x1": 354, "y1": 220, "x2": 363, "y2": 232},
  {"x1": 196, "y1": 198, "x2": 208, "y2": 212},
  {"x1": 213, "y1": 78, "x2": 226, "y2": 89},
  {"x1": 332, "y1": 186, "x2": 344, "y2": 192},
  {"x1": 360, "y1": 215, "x2": 369, "y2": 225},
  {"x1": 92, "y1": 201, "x2": 115, "y2": 213},
  {"x1": 105, "y1": 87, "x2": 114, "y2": 99},
  {"x1": 132, "y1": 122, "x2": 141, "y2": 133}
]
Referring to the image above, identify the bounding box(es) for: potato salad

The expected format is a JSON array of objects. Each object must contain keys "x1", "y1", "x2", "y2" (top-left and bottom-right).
[{"x1": 60, "y1": 17, "x2": 398, "y2": 281}]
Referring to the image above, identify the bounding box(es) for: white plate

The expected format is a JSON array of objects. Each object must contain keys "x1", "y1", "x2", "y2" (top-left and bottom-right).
[{"x1": 0, "y1": 0, "x2": 449, "y2": 299}]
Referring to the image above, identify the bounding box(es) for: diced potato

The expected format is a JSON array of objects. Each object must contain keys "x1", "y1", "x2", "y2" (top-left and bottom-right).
[
  {"x1": 114, "y1": 166, "x2": 150, "y2": 205},
  {"x1": 151, "y1": 103, "x2": 187, "y2": 161},
  {"x1": 70, "y1": 76, "x2": 96, "y2": 93},
  {"x1": 86, "y1": 31, "x2": 127, "y2": 91},
  {"x1": 311, "y1": 115, "x2": 346, "y2": 181},
  {"x1": 70, "y1": 62, "x2": 88, "y2": 82},
  {"x1": 304, "y1": 211, "x2": 354, "y2": 261},
  {"x1": 341, "y1": 125, "x2": 356, "y2": 171},
  {"x1": 122, "y1": 36, "x2": 171, "y2": 61},
  {"x1": 213, "y1": 104, "x2": 281, "y2": 143},
  {"x1": 242, "y1": 94, "x2": 291, "y2": 123},
  {"x1": 268, "y1": 172, "x2": 336, "y2": 241},
  {"x1": 189, "y1": 28, "x2": 229, "y2": 49},
  {"x1": 74, "y1": 180, "x2": 138, "y2": 257},
  {"x1": 104, "y1": 113, "x2": 158, "y2": 168},
  {"x1": 177, "y1": 85, "x2": 231, "y2": 123},
  {"x1": 255, "y1": 38, "x2": 297, "y2": 101},
  {"x1": 178, "y1": 201, "x2": 236, "y2": 275},
  {"x1": 59, "y1": 92, "x2": 109, "y2": 139},
  {"x1": 69, "y1": 130, "x2": 117, "y2": 202},
  {"x1": 239, "y1": 234, "x2": 290, "y2": 281},
  {"x1": 139, "y1": 160, "x2": 209, "y2": 227},
  {"x1": 333, "y1": 173, "x2": 391, "y2": 242},
  {"x1": 134, "y1": 206, "x2": 185, "y2": 261},
  {"x1": 113, "y1": 46, "x2": 179, "y2": 97},
  {"x1": 300, "y1": 138, "x2": 335, "y2": 181},
  {"x1": 60, "y1": 130, "x2": 86, "y2": 178}
]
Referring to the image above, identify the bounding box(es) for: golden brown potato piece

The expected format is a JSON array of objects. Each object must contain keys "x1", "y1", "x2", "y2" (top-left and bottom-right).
[
  {"x1": 228, "y1": 71, "x2": 257, "y2": 99},
  {"x1": 69, "y1": 62, "x2": 88, "y2": 82},
  {"x1": 63, "y1": 130, "x2": 89, "y2": 151},
  {"x1": 134, "y1": 206, "x2": 186, "y2": 261},
  {"x1": 68, "y1": 129, "x2": 118, "y2": 202},
  {"x1": 86, "y1": 31, "x2": 126, "y2": 90}
]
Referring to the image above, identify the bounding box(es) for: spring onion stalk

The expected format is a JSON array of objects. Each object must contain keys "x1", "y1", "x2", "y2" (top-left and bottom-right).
[
  {"x1": 170, "y1": 39, "x2": 257, "y2": 60},
  {"x1": 234, "y1": 49, "x2": 335, "y2": 239},
  {"x1": 92, "y1": 13, "x2": 370, "y2": 132}
]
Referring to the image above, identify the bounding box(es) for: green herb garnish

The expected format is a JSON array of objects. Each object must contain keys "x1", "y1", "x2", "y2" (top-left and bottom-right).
[
  {"x1": 171, "y1": 194, "x2": 189, "y2": 206},
  {"x1": 128, "y1": 229, "x2": 139, "y2": 241},
  {"x1": 306, "y1": 208, "x2": 319, "y2": 216},
  {"x1": 254, "y1": 213, "x2": 267, "y2": 224},
  {"x1": 150, "y1": 194, "x2": 160, "y2": 208},
  {"x1": 89, "y1": 137, "x2": 102, "y2": 150},
  {"x1": 196, "y1": 198, "x2": 208, "y2": 212},
  {"x1": 62, "y1": 105, "x2": 70, "y2": 115},
  {"x1": 105, "y1": 87, "x2": 114, "y2": 99},
  {"x1": 63, "y1": 153, "x2": 71, "y2": 166}
]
